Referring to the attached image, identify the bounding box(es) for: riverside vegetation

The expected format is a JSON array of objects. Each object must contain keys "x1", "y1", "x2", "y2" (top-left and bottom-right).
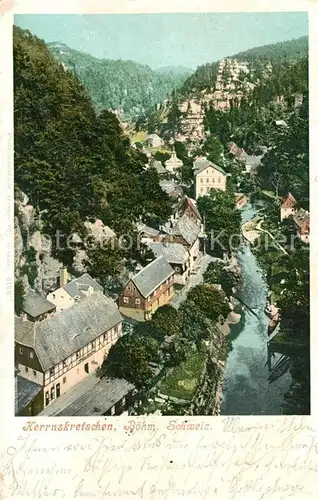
[{"x1": 14, "y1": 25, "x2": 309, "y2": 415}]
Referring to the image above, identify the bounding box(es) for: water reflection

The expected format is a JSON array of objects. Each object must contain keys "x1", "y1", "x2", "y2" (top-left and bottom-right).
[{"x1": 221, "y1": 206, "x2": 292, "y2": 415}]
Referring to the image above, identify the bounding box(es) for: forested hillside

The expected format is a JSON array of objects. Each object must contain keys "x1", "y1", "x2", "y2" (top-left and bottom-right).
[
  {"x1": 47, "y1": 41, "x2": 191, "y2": 120},
  {"x1": 181, "y1": 36, "x2": 308, "y2": 95},
  {"x1": 14, "y1": 26, "x2": 172, "y2": 273}
]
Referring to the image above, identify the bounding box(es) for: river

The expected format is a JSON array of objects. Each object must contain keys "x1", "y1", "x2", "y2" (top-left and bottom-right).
[{"x1": 220, "y1": 204, "x2": 292, "y2": 415}]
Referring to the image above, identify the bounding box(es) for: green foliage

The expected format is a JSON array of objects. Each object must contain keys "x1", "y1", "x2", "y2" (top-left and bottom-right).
[
  {"x1": 202, "y1": 135, "x2": 224, "y2": 164},
  {"x1": 187, "y1": 284, "x2": 230, "y2": 324},
  {"x1": 100, "y1": 333, "x2": 160, "y2": 388},
  {"x1": 179, "y1": 300, "x2": 211, "y2": 346},
  {"x1": 48, "y1": 42, "x2": 190, "y2": 121},
  {"x1": 204, "y1": 261, "x2": 240, "y2": 297},
  {"x1": 14, "y1": 26, "x2": 173, "y2": 275},
  {"x1": 197, "y1": 189, "x2": 241, "y2": 256},
  {"x1": 84, "y1": 242, "x2": 124, "y2": 285},
  {"x1": 258, "y1": 97, "x2": 309, "y2": 206},
  {"x1": 151, "y1": 305, "x2": 182, "y2": 338},
  {"x1": 14, "y1": 280, "x2": 26, "y2": 315}
]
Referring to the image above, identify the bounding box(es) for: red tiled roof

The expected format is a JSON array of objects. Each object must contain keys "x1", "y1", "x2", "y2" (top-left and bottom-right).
[{"x1": 281, "y1": 192, "x2": 297, "y2": 209}]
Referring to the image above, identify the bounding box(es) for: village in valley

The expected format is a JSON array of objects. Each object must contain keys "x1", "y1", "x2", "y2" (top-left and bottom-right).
[{"x1": 14, "y1": 16, "x2": 309, "y2": 417}]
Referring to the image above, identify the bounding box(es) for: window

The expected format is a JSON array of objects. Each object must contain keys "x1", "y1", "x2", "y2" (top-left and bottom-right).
[
  {"x1": 29, "y1": 351, "x2": 34, "y2": 359},
  {"x1": 200, "y1": 177, "x2": 203, "y2": 183},
  {"x1": 84, "y1": 363, "x2": 89, "y2": 374},
  {"x1": 103, "y1": 333, "x2": 107, "y2": 341},
  {"x1": 135, "y1": 298, "x2": 140, "y2": 305},
  {"x1": 200, "y1": 187, "x2": 204, "y2": 193},
  {"x1": 50, "y1": 367, "x2": 54, "y2": 376},
  {"x1": 19, "y1": 347, "x2": 23, "y2": 355},
  {"x1": 33, "y1": 370, "x2": 36, "y2": 376},
  {"x1": 175, "y1": 266, "x2": 180, "y2": 272},
  {"x1": 206, "y1": 177, "x2": 209, "y2": 183},
  {"x1": 25, "y1": 367, "x2": 28, "y2": 373},
  {"x1": 123, "y1": 297, "x2": 129, "y2": 304},
  {"x1": 53, "y1": 294, "x2": 55, "y2": 299},
  {"x1": 212, "y1": 178, "x2": 215, "y2": 183},
  {"x1": 63, "y1": 377, "x2": 66, "y2": 384},
  {"x1": 51, "y1": 386, "x2": 55, "y2": 401},
  {"x1": 114, "y1": 325, "x2": 118, "y2": 334},
  {"x1": 218, "y1": 177, "x2": 221, "y2": 183},
  {"x1": 76, "y1": 350, "x2": 81, "y2": 359},
  {"x1": 92, "y1": 341, "x2": 95, "y2": 349},
  {"x1": 63, "y1": 360, "x2": 67, "y2": 367},
  {"x1": 45, "y1": 392, "x2": 49, "y2": 406}
]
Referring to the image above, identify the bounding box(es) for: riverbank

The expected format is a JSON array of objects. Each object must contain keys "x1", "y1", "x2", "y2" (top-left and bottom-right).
[{"x1": 221, "y1": 205, "x2": 292, "y2": 415}]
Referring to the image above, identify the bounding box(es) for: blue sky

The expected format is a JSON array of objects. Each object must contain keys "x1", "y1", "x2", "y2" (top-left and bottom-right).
[{"x1": 14, "y1": 12, "x2": 308, "y2": 70}]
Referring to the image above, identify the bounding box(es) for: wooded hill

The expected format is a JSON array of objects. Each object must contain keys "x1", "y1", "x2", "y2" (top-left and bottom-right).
[
  {"x1": 181, "y1": 36, "x2": 308, "y2": 95},
  {"x1": 47, "y1": 41, "x2": 192, "y2": 121},
  {"x1": 14, "y1": 26, "x2": 173, "y2": 274}
]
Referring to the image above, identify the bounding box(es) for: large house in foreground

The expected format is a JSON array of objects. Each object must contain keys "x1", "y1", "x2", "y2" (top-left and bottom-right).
[
  {"x1": 15, "y1": 292, "x2": 123, "y2": 414},
  {"x1": 38, "y1": 373, "x2": 135, "y2": 417},
  {"x1": 118, "y1": 256, "x2": 175, "y2": 321},
  {"x1": 193, "y1": 157, "x2": 227, "y2": 198}
]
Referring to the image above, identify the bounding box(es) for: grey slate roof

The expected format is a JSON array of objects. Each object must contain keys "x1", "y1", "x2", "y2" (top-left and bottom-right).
[
  {"x1": 162, "y1": 213, "x2": 200, "y2": 246},
  {"x1": 245, "y1": 155, "x2": 263, "y2": 168},
  {"x1": 137, "y1": 223, "x2": 159, "y2": 237},
  {"x1": 22, "y1": 290, "x2": 56, "y2": 318},
  {"x1": 63, "y1": 273, "x2": 103, "y2": 300},
  {"x1": 131, "y1": 255, "x2": 174, "y2": 298},
  {"x1": 151, "y1": 160, "x2": 166, "y2": 175},
  {"x1": 15, "y1": 292, "x2": 123, "y2": 372},
  {"x1": 293, "y1": 208, "x2": 309, "y2": 228},
  {"x1": 147, "y1": 241, "x2": 189, "y2": 265},
  {"x1": 193, "y1": 157, "x2": 226, "y2": 176},
  {"x1": 159, "y1": 179, "x2": 183, "y2": 197},
  {"x1": 38, "y1": 373, "x2": 134, "y2": 416},
  {"x1": 16, "y1": 375, "x2": 42, "y2": 414}
]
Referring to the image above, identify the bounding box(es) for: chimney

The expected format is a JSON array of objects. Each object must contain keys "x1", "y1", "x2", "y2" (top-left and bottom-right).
[{"x1": 59, "y1": 267, "x2": 68, "y2": 287}]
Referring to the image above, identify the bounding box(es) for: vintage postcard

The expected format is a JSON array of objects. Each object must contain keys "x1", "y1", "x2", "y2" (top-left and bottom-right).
[{"x1": 0, "y1": 0, "x2": 317, "y2": 498}]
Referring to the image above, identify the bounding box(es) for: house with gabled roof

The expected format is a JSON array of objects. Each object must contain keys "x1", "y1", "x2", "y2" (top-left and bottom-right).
[
  {"x1": 228, "y1": 142, "x2": 248, "y2": 162},
  {"x1": 293, "y1": 208, "x2": 309, "y2": 243},
  {"x1": 171, "y1": 195, "x2": 202, "y2": 226},
  {"x1": 147, "y1": 241, "x2": 190, "y2": 285},
  {"x1": 118, "y1": 255, "x2": 175, "y2": 321},
  {"x1": 22, "y1": 290, "x2": 56, "y2": 323},
  {"x1": 15, "y1": 292, "x2": 123, "y2": 414},
  {"x1": 150, "y1": 159, "x2": 167, "y2": 176},
  {"x1": 147, "y1": 133, "x2": 164, "y2": 148},
  {"x1": 158, "y1": 213, "x2": 201, "y2": 270},
  {"x1": 47, "y1": 273, "x2": 103, "y2": 313},
  {"x1": 193, "y1": 156, "x2": 227, "y2": 198},
  {"x1": 280, "y1": 192, "x2": 297, "y2": 221}
]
